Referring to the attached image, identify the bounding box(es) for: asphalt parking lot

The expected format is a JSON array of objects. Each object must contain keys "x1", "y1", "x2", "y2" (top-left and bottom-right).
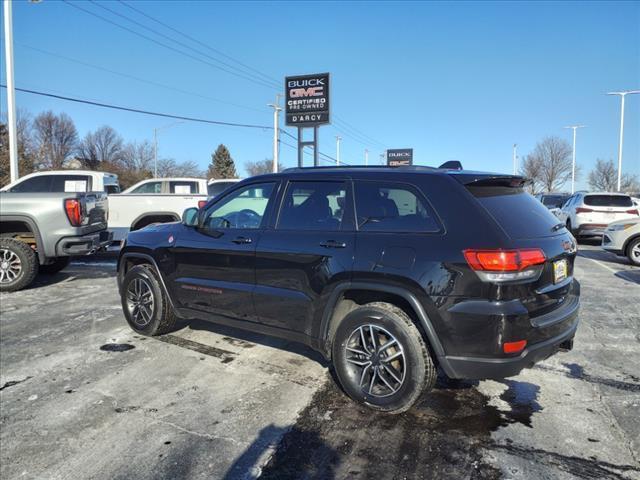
[{"x1": 1, "y1": 242, "x2": 639, "y2": 480}]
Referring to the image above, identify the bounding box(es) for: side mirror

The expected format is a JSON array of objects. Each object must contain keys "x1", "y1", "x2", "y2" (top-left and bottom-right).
[{"x1": 182, "y1": 207, "x2": 199, "y2": 227}]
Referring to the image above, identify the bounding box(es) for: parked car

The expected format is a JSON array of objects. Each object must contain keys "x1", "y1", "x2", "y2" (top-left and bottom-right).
[
  {"x1": 207, "y1": 178, "x2": 241, "y2": 199},
  {"x1": 117, "y1": 166, "x2": 580, "y2": 413},
  {"x1": 0, "y1": 189, "x2": 111, "y2": 291},
  {"x1": 108, "y1": 177, "x2": 210, "y2": 242},
  {"x1": 602, "y1": 217, "x2": 640, "y2": 266},
  {"x1": 556, "y1": 192, "x2": 639, "y2": 238},
  {"x1": 0, "y1": 170, "x2": 120, "y2": 194},
  {"x1": 535, "y1": 192, "x2": 570, "y2": 209}
]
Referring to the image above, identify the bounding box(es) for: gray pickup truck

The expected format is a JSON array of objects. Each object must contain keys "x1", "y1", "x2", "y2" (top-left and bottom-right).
[{"x1": 0, "y1": 191, "x2": 111, "y2": 291}]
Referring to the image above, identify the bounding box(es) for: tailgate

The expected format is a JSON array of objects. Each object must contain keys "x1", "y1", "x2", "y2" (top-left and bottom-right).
[{"x1": 82, "y1": 192, "x2": 108, "y2": 229}]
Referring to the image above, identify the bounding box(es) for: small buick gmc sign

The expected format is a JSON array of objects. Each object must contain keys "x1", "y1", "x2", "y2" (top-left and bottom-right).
[
  {"x1": 387, "y1": 149, "x2": 413, "y2": 166},
  {"x1": 285, "y1": 73, "x2": 330, "y2": 126}
]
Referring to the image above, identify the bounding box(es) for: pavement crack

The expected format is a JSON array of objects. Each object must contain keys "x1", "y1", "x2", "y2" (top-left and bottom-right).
[
  {"x1": 151, "y1": 417, "x2": 244, "y2": 446},
  {"x1": 0, "y1": 376, "x2": 32, "y2": 391}
]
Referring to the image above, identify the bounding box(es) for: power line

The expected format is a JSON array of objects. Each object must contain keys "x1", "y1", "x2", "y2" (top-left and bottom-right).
[
  {"x1": 118, "y1": 0, "x2": 279, "y2": 86},
  {"x1": 18, "y1": 43, "x2": 264, "y2": 113},
  {"x1": 89, "y1": 0, "x2": 280, "y2": 90},
  {"x1": 62, "y1": 0, "x2": 277, "y2": 90},
  {"x1": 0, "y1": 84, "x2": 273, "y2": 130}
]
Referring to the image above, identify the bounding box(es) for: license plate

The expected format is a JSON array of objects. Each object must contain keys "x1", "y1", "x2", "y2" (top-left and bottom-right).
[{"x1": 553, "y1": 259, "x2": 568, "y2": 284}]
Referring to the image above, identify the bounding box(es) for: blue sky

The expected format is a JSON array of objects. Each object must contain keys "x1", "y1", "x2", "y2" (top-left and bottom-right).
[{"x1": 1, "y1": 0, "x2": 639, "y2": 186}]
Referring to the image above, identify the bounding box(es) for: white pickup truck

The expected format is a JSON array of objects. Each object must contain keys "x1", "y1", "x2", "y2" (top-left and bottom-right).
[{"x1": 108, "y1": 177, "x2": 240, "y2": 242}]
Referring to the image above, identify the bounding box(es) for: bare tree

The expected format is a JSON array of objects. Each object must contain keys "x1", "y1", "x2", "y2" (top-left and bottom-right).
[
  {"x1": 33, "y1": 111, "x2": 78, "y2": 169},
  {"x1": 0, "y1": 109, "x2": 36, "y2": 186},
  {"x1": 244, "y1": 158, "x2": 283, "y2": 177},
  {"x1": 588, "y1": 158, "x2": 640, "y2": 192},
  {"x1": 78, "y1": 126, "x2": 124, "y2": 169},
  {"x1": 519, "y1": 154, "x2": 544, "y2": 194},
  {"x1": 157, "y1": 158, "x2": 203, "y2": 178},
  {"x1": 524, "y1": 136, "x2": 574, "y2": 192}
]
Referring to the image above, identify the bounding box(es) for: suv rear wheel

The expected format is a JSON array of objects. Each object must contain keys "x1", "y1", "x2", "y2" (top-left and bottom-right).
[
  {"x1": 627, "y1": 237, "x2": 640, "y2": 266},
  {"x1": 121, "y1": 264, "x2": 177, "y2": 335},
  {"x1": 331, "y1": 302, "x2": 436, "y2": 413},
  {"x1": 0, "y1": 238, "x2": 38, "y2": 292}
]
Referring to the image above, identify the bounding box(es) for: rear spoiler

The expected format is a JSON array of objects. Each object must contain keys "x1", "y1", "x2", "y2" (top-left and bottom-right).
[{"x1": 452, "y1": 174, "x2": 530, "y2": 188}]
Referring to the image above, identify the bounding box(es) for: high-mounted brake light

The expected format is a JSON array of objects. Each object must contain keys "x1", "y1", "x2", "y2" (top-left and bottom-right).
[
  {"x1": 463, "y1": 249, "x2": 546, "y2": 272},
  {"x1": 64, "y1": 198, "x2": 83, "y2": 226},
  {"x1": 575, "y1": 207, "x2": 593, "y2": 214},
  {"x1": 198, "y1": 200, "x2": 207, "y2": 209}
]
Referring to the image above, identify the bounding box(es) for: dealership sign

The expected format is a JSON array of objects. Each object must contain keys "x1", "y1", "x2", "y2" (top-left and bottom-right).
[
  {"x1": 387, "y1": 149, "x2": 413, "y2": 166},
  {"x1": 285, "y1": 73, "x2": 330, "y2": 127}
]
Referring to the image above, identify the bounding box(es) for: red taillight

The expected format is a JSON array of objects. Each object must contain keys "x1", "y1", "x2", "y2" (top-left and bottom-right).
[
  {"x1": 626, "y1": 209, "x2": 639, "y2": 215},
  {"x1": 503, "y1": 340, "x2": 527, "y2": 354},
  {"x1": 575, "y1": 207, "x2": 593, "y2": 214},
  {"x1": 64, "y1": 198, "x2": 82, "y2": 226},
  {"x1": 198, "y1": 200, "x2": 207, "y2": 209},
  {"x1": 463, "y1": 249, "x2": 546, "y2": 272}
]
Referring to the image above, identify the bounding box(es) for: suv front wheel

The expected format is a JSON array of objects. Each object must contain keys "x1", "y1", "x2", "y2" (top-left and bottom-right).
[
  {"x1": 121, "y1": 264, "x2": 177, "y2": 336},
  {"x1": 332, "y1": 302, "x2": 436, "y2": 413}
]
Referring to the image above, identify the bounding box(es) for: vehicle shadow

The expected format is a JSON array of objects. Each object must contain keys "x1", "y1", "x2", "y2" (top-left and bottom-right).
[
  {"x1": 178, "y1": 318, "x2": 329, "y2": 367},
  {"x1": 577, "y1": 246, "x2": 633, "y2": 268},
  {"x1": 26, "y1": 263, "x2": 116, "y2": 290}
]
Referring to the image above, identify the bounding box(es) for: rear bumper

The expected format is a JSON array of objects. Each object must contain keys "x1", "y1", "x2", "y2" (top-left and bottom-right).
[
  {"x1": 440, "y1": 283, "x2": 580, "y2": 380},
  {"x1": 55, "y1": 230, "x2": 113, "y2": 256}
]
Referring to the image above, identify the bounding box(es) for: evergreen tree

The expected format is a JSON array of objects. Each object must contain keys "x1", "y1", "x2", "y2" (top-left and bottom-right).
[{"x1": 207, "y1": 144, "x2": 238, "y2": 179}]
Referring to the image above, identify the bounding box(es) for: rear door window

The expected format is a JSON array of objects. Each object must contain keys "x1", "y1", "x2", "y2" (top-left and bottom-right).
[
  {"x1": 472, "y1": 189, "x2": 562, "y2": 238},
  {"x1": 169, "y1": 181, "x2": 198, "y2": 194},
  {"x1": 277, "y1": 181, "x2": 346, "y2": 231},
  {"x1": 354, "y1": 181, "x2": 440, "y2": 233},
  {"x1": 130, "y1": 181, "x2": 162, "y2": 194},
  {"x1": 50, "y1": 175, "x2": 91, "y2": 192},
  {"x1": 584, "y1": 195, "x2": 632, "y2": 207}
]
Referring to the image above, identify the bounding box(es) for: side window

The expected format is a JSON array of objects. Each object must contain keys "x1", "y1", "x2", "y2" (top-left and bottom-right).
[
  {"x1": 169, "y1": 181, "x2": 198, "y2": 194},
  {"x1": 203, "y1": 182, "x2": 275, "y2": 230},
  {"x1": 50, "y1": 175, "x2": 91, "y2": 192},
  {"x1": 277, "y1": 181, "x2": 346, "y2": 231},
  {"x1": 131, "y1": 181, "x2": 162, "y2": 194},
  {"x1": 10, "y1": 175, "x2": 52, "y2": 192},
  {"x1": 354, "y1": 181, "x2": 440, "y2": 233}
]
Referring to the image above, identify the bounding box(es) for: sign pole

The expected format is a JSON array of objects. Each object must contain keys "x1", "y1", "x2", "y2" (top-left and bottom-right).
[
  {"x1": 313, "y1": 126, "x2": 319, "y2": 166},
  {"x1": 297, "y1": 127, "x2": 303, "y2": 168}
]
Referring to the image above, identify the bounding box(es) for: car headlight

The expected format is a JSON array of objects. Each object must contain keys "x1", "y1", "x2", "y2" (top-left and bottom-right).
[{"x1": 607, "y1": 223, "x2": 635, "y2": 231}]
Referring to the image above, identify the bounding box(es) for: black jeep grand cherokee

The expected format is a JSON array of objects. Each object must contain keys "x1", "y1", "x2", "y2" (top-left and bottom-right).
[{"x1": 118, "y1": 166, "x2": 580, "y2": 413}]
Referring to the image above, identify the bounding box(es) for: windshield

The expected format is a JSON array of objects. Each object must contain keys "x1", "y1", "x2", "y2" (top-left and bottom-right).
[{"x1": 541, "y1": 195, "x2": 566, "y2": 208}]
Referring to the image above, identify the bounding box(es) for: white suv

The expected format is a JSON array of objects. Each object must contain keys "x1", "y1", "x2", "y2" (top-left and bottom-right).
[{"x1": 557, "y1": 192, "x2": 639, "y2": 238}]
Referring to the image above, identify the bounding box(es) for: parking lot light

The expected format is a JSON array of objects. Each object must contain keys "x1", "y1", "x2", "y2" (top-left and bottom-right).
[{"x1": 607, "y1": 90, "x2": 640, "y2": 192}]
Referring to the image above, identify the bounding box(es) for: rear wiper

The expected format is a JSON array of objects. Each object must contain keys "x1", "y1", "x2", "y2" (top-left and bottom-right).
[{"x1": 551, "y1": 223, "x2": 565, "y2": 232}]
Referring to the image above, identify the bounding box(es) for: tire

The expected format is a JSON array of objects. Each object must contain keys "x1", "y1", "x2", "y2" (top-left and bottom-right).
[
  {"x1": 0, "y1": 238, "x2": 39, "y2": 292},
  {"x1": 627, "y1": 237, "x2": 640, "y2": 267},
  {"x1": 39, "y1": 257, "x2": 70, "y2": 275},
  {"x1": 120, "y1": 264, "x2": 177, "y2": 336},
  {"x1": 331, "y1": 302, "x2": 437, "y2": 414}
]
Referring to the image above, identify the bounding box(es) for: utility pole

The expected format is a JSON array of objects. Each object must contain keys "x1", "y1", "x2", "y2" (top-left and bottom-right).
[
  {"x1": 364, "y1": 149, "x2": 369, "y2": 166},
  {"x1": 4, "y1": 0, "x2": 19, "y2": 183},
  {"x1": 564, "y1": 125, "x2": 585, "y2": 194},
  {"x1": 607, "y1": 90, "x2": 639, "y2": 191},
  {"x1": 335, "y1": 135, "x2": 342, "y2": 166},
  {"x1": 268, "y1": 95, "x2": 282, "y2": 173},
  {"x1": 512, "y1": 144, "x2": 518, "y2": 175}
]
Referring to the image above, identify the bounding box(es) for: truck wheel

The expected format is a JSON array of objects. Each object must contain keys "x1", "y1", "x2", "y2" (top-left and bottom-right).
[
  {"x1": 627, "y1": 237, "x2": 640, "y2": 266},
  {"x1": 120, "y1": 264, "x2": 177, "y2": 336},
  {"x1": 39, "y1": 257, "x2": 71, "y2": 275},
  {"x1": 0, "y1": 238, "x2": 39, "y2": 292},
  {"x1": 331, "y1": 302, "x2": 437, "y2": 414}
]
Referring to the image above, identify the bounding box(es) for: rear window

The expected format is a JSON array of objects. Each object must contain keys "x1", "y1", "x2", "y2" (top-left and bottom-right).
[
  {"x1": 584, "y1": 195, "x2": 632, "y2": 207},
  {"x1": 472, "y1": 189, "x2": 562, "y2": 239},
  {"x1": 541, "y1": 195, "x2": 566, "y2": 208},
  {"x1": 207, "y1": 181, "x2": 237, "y2": 197}
]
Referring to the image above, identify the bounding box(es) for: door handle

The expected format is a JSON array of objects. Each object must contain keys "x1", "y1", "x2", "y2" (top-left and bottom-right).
[
  {"x1": 232, "y1": 236, "x2": 252, "y2": 244},
  {"x1": 319, "y1": 240, "x2": 346, "y2": 249}
]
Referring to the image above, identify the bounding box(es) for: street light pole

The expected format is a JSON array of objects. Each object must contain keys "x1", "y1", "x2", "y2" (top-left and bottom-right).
[
  {"x1": 563, "y1": 125, "x2": 585, "y2": 194},
  {"x1": 268, "y1": 96, "x2": 282, "y2": 173},
  {"x1": 607, "y1": 90, "x2": 640, "y2": 191},
  {"x1": 335, "y1": 135, "x2": 342, "y2": 166},
  {"x1": 3, "y1": 0, "x2": 18, "y2": 183},
  {"x1": 512, "y1": 144, "x2": 517, "y2": 175}
]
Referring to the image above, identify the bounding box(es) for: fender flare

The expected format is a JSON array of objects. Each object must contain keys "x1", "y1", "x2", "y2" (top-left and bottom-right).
[
  {"x1": 319, "y1": 281, "x2": 450, "y2": 369},
  {"x1": 130, "y1": 211, "x2": 181, "y2": 231},
  {"x1": 0, "y1": 214, "x2": 46, "y2": 264}
]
